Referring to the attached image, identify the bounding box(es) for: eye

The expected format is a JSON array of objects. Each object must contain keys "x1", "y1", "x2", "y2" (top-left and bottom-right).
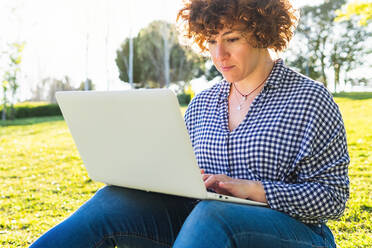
[
  {"x1": 207, "y1": 39, "x2": 216, "y2": 44},
  {"x1": 227, "y1": 37, "x2": 239, "y2": 42}
]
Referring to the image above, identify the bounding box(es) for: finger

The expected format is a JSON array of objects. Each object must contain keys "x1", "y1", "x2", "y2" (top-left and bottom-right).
[
  {"x1": 213, "y1": 182, "x2": 232, "y2": 195},
  {"x1": 200, "y1": 169, "x2": 205, "y2": 174},
  {"x1": 204, "y1": 174, "x2": 230, "y2": 186},
  {"x1": 204, "y1": 175, "x2": 221, "y2": 189},
  {"x1": 202, "y1": 173, "x2": 212, "y2": 181}
]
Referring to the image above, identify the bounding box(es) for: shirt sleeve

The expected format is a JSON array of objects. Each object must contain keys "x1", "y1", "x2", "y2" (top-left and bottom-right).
[
  {"x1": 184, "y1": 96, "x2": 197, "y2": 147},
  {"x1": 261, "y1": 88, "x2": 350, "y2": 223}
]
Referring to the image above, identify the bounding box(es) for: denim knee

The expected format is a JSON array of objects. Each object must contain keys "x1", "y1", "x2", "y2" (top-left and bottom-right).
[
  {"x1": 173, "y1": 201, "x2": 332, "y2": 248},
  {"x1": 173, "y1": 200, "x2": 233, "y2": 247}
]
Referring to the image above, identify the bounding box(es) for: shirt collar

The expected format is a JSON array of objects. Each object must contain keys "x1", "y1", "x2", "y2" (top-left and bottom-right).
[
  {"x1": 265, "y1": 58, "x2": 285, "y2": 88},
  {"x1": 219, "y1": 58, "x2": 285, "y2": 99}
]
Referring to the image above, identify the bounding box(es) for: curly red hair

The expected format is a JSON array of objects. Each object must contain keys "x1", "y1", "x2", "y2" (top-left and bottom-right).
[{"x1": 177, "y1": 0, "x2": 298, "y2": 52}]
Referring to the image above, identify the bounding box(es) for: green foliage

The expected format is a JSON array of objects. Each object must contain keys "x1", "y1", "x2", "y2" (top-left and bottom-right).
[
  {"x1": 77, "y1": 78, "x2": 95, "y2": 91},
  {"x1": 333, "y1": 91, "x2": 372, "y2": 100},
  {"x1": 0, "y1": 97, "x2": 371, "y2": 247},
  {"x1": 0, "y1": 102, "x2": 62, "y2": 120},
  {"x1": 335, "y1": 1, "x2": 372, "y2": 26},
  {"x1": 205, "y1": 64, "x2": 222, "y2": 81},
  {"x1": 115, "y1": 36, "x2": 142, "y2": 84},
  {"x1": 115, "y1": 20, "x2": 206, "y2": 88},
  {"x1": 1, "y1": 42, "x2": 26, "y2": 120},
  {"x1": 177, "y1": 93, "x2": 191, "y2": 106}
]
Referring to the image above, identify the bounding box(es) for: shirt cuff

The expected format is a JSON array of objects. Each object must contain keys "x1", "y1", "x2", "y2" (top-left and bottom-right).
[{"x1": 261, "y1": 180, "x2": 281, "y2": 209}]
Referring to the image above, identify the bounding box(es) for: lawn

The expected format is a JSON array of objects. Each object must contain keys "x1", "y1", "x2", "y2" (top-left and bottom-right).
[{"x1": 1, "y1": 96, "x2": 371, "y2": 247}]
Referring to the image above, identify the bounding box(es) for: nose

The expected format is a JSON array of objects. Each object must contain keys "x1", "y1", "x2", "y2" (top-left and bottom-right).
[{"x1": 215, "y1": 43, "x2": 229, "y2": 61}]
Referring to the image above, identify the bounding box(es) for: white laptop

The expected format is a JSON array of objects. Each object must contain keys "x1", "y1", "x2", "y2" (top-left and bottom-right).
[{"x1": 55, "y1": 89, "x2": 266, "y2": 206}]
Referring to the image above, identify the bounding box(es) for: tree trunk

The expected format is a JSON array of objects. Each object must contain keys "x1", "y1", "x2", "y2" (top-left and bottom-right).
[
  {"x1": 10, "y1": 88, "x2": 16, "y2": 120},
  {"x1": 319, "y1": 36, "x2": 328, "y2": 88},
  {"x1": 162, "y1": 25, "x2": 170, "y2": 88},
  {"x1": 163, "y1": 37, "x2": 170, "y2": 87},
  {"x1": 129, "y1": 36, "x2": 134, "y2": 87},
  {"x1": 320, "y1": 53, "x2": 327, "y2": 88},
  {"x1": 177, "y1": 56, "x2": 185, "y2": 82},
  {"x1": 10, "y1": 104, "x2": 15, "y2": 120},
  {"x1": 85, "y1": 32, "x2": 90, "y2": 91},
  {"x1": 1, "y1": 102, "x2": 6, "y2": 121},
  {"x1": 334, "y1": 63, "x2": 340, "y2": 93}
]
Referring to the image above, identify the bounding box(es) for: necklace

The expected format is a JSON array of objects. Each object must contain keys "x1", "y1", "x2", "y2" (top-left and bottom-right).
[
  {"x1": 233, "y1": 87, "x2": 247, "y2": 111},
  {"x1": 232, "y1": 73, "x2": 270, "y2": 111}
]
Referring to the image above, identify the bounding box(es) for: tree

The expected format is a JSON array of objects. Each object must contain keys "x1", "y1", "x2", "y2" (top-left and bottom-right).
[
  {"x1": 335, "y1": 1, "x2": 372, "y2": 26},
  {"x1": 329, "y1": 20, "x2": 369, "y2": 90},
  {"x1": 48, "y1": 76, "x2": 75, "y2": 103},
  {"x1": 2, "y1": 42, "x2": 25, "y2": 120},
  {"x1": 78, "y1": 78, "x2": 95, "y2": 91},
  {"x1": 30, "y1": 78, "x2": 48, "y2": 102},
  {"x1": 116, "y1": 20, "x2": 206, "y2": 88},
  {"x1": 288, "y1": 0, "x2": 347, "y2": 88},
  {"x1": 30, "y1": 76, "x2": 84, "y2": 102},
  {"x1": 286, "y1": 0, "x2": 370, "y2": 91}
]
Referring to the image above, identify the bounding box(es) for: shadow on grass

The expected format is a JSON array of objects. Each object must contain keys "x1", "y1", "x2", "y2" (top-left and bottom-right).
[
  {"x1": 333, "y1": 92, "x2": 372, "y2": 100},
  {"x1": 0, "y1": 115, "x2": 64, "y2": 127},
  {"x1": 361, "y1": 205, "x2": 372, "y2": 213},
  {"x1": 1, "y1": 92, "x2": 369, "y2": 126}
]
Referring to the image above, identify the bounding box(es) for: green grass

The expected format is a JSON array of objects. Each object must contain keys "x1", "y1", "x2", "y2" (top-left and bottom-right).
[{"x1": 1, "y1": 98, "x2": 371, "y2": 247}]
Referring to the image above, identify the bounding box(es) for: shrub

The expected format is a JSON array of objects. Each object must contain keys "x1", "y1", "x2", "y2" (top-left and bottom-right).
[
  {"x1": 0, "y1": 102, "x2": 62, "y2": 119},
  {"x1": 177, "y1": 93, "x2": 191, "y2": 106}
]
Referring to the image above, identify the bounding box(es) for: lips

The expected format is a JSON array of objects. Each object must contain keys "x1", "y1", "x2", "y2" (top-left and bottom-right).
[{"x1": 220, "y1": 65, "x2": 235, "y2": 72}]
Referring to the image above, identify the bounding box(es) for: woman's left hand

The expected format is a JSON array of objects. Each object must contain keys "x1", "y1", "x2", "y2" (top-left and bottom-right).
[{"x1": 201, "y1": 170, "x2": 267, "y2": 203}]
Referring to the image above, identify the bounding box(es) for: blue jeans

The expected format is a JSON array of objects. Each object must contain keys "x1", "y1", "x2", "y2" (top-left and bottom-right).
[{"x1": 30, "y1": 186, "x2": 336, "y2": 248}]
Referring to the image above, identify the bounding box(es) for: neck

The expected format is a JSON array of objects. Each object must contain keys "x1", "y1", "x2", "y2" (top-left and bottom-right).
[{"x1": 234, "y1": 50, "x2": 275, "y2": 94}]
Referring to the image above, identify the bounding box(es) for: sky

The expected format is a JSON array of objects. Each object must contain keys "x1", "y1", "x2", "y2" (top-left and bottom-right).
[
  {"x1": 0, "y1": 0, "x2": 185, "y2": 100},
  {"x1": 0, "y1": 0, "x2": 354, "y2": 101}
]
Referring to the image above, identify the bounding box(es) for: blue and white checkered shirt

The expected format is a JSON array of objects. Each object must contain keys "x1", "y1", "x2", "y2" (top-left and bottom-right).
[{"x1": 184, "y1": 59, "x2": 350, "y2": 224}]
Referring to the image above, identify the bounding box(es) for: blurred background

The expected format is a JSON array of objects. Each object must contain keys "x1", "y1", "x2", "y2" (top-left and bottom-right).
[
  {"x1": 0, "y1": 0, "x2": 371, "y2": 115},
  {"x1": 1, "y1": 1, "x2": 371, "y2": 247}
]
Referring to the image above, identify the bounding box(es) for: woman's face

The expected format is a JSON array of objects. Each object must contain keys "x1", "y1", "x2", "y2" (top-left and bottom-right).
[{"x1": 207, "y1": 27, "x2": 264, "y2": 84}]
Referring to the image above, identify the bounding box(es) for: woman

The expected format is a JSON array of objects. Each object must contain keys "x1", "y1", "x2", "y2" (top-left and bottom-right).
[{"x1": 30, "y1": 0, "x2": 349, "y2": 247}]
